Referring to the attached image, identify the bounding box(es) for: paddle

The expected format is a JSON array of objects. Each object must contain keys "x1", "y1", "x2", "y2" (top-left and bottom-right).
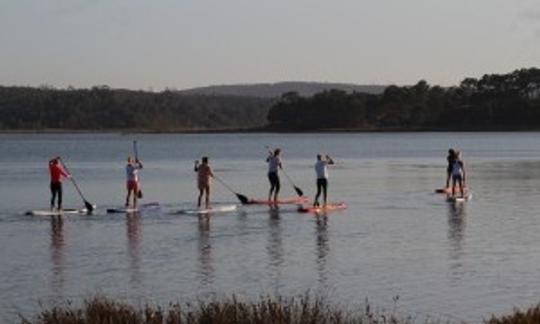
[
  {"x1": 212, "y1": 174, "x2": 250, "y2": 204},
  {"x1": 58, "y1": 158, "x2": 94, "y2": 212},
  {"x1": 133, "y1": 140, "x2": 143, "y2": 199},
  {"x1": 265, "y1": 146, "x2": 304, "y2": 197}
]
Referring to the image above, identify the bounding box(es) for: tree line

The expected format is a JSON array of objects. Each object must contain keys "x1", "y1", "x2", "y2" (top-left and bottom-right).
[
  {"x1": 0, "y1": 86, "x2": 273, "y2": 131},
  {"x1": 267, "y1": 68, "x2": 540, "y2": 130}
]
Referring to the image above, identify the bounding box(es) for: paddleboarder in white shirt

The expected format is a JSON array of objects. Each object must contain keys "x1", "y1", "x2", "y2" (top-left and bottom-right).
[
  {"x1": 314, "y1": 154, "x2": 334, "y2": 207},
  {"x1": 266, "y1": 148, "x2": 283, "y2": 203}
]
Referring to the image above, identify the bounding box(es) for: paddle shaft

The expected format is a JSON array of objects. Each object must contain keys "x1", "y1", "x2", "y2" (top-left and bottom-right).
[
  {"x1": 213, "y1": 174, "x2": 249, "y2": 204},
  {"x1": 59, "y1": 159, "x2": 94, "y2": 211}
]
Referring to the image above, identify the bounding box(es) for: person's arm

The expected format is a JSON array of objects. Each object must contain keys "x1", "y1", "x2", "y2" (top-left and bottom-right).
[
  {"x1": 325, "y1": 155, "x2": 334, "y2": 165},
  {"x1": 136, "y1": 159, "x2": 143, "y2": 169},
  {"x1": 59, "y1": 166, "x2": 71, "y2": 179},
  {"x1": 278, "y1": 157, "x2": 283, "y2": 169},
  {"x1": 209, "y1": 166, "x2": 214, "y2": 178},
  {"x1": 194, "y1": 160, "x2": 199, "y2": 172}
]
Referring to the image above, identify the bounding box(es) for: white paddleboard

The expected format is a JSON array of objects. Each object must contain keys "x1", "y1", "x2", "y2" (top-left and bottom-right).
[
  {"x1": 106, "y1": 202, "x2": 160, "y2": 214},
  {"x1": 173, "y1": 204, "x2": 237, "y2": 215},
  {"x1": 26, "y1": 208, "x2": 90, "y2": 216},
  {"x1": 447, "y1": 192, "x2": 473, "y2": 203}
]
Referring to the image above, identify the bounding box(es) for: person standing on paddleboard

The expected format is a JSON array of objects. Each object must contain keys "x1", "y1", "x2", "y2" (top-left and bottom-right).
[
  {"x1": 266, "y1": 148, "x2": 283, "y2": 203},
  {"x1": 194, "y1": 157, "x2": 214, "y2": 208},
  {"x1": 125, "y1": 156, "x2": 143, "y2": 208},
  {"x1": 450, "y1": 151, "x2": 467, "y2": 198},
  {"x1": 314, "y1": 154, "x2": 334, "y2": 207},
  {"x1": 49, "y1": 157, "x2": 71, "y2": 211}
]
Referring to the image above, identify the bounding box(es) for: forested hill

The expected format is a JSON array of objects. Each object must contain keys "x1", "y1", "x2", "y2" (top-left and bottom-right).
[
  {"x1": 267, "y1": 68, "x2": 540, "y2": 131},
  {"x1": 0, "y1": 86, "x2": 273, "y2": 131},
  {"x1": 179, "y1": 82, "x2": 386, "y2": 98}
]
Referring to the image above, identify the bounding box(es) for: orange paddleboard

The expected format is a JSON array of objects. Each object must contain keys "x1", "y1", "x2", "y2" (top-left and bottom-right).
[{"x1": 298, "y1": 202, "x2": 347, "y2": 214}]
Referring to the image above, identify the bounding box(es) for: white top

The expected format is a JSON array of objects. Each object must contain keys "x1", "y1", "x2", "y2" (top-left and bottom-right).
[
  {"x1": 315, "y1": 160, "x2": 329, "y2": 179},
  {"x1": 126, "y1": 163, "x2": 141, "y2": 181},
  {"x1": 267, "y1": 156, "x2": 281, "y2": 173}
]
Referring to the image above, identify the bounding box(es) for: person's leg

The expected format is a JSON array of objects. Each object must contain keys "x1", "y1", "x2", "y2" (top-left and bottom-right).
[
  {"x1": 50, "y1": 182, "x2": 56, "y2": 210},
  {"x1": 314, "y1": 179, "x2": 322, "y2": 206},
  {"x1": 273, "y1": 177, "x2": 280, "y2": 202},
  {"x1": 446, "y1": 169, "x2": 451, "y2": 188},
  {"x1": 451, "y1": 176, "x2": 456, "y2": 197},
  {"x1": 204, "y1": 185, "x2": 210, "y2": 209},
  {"x1": 322, "y1": 179, "x2": 328, "y2": 206},
  {"x1": 268, "y1": 173, "x2": 276, "y2": 201},
  {"x1": 198, "y1": 186, "x2": 203, "y2": 207},
  {"x1": 57, "y1": 183, "x2": 63, "y2": 210},
  {"x1": 126, "y1": 186, "x2": 132, "y2": 207},
  {"x1": 458, "y1": 177, "x2": 464, "y2": 197}
]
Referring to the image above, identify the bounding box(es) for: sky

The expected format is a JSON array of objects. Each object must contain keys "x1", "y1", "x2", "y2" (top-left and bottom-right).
[{"x1": 1, "y1": 0, "x2": 539, "y2": 90}]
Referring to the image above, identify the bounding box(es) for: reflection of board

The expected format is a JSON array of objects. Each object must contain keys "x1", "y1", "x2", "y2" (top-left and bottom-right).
[
  {"x1": 173, "y1": 204, "x2": 237, "y2": 215},
  {"x1": 435, "y1": 187, "x2": 469, "y2": 194},
  {"x1": 107, "y1": 202, "x2": 160, "y2": 214},
  {"x1": 446, "y1": 193, "x2": 473, "y2": 203},
  {"x1": 247, "y1": 196, "x2": 308, "y2": 205},
  {"x1": 298, "y1": 202, "x2": 347, "y2": 214},
  {"x1": 26, "y1": 208, "x2": 90, "y2": 216}
]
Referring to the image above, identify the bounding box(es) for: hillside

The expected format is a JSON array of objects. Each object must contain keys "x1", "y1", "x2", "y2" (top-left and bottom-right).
[{"x1": 179, "y1": 82, "x2": 386, "y2": 98}]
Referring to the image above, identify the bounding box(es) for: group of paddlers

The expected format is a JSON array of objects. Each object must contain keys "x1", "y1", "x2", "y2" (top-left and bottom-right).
[{"x1": 47, "y1": 148, "x2": 466, "y2": 211}]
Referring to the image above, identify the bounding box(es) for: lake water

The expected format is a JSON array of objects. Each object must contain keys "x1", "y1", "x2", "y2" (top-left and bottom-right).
[{"x1": 2, "y1": 132, "x2": 540, "y2": 322}]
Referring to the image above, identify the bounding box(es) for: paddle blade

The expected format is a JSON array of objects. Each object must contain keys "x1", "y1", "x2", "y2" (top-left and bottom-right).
[
  {"x1": 236, "y1": 193, "x2": 250, "y2": 204},
  {"x1": 84, "y1": 200, "x2": 94, "y2": 213},
  {"x1": 294, "y1": 186, "x2": 304, "y2": 197}
]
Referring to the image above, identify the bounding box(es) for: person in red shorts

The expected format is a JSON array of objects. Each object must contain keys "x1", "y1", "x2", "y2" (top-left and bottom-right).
[
  {"x1": 125, "y1": 156, "x2": 143, "y2": 208},
  {"x1": 49, "y1": 157, "x2": 71, "y2": 211}
]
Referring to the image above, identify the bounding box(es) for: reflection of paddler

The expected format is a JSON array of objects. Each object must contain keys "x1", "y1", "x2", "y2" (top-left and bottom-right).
[{"x1": 194, "y1": 157, "x2": 214, "y2": 208}]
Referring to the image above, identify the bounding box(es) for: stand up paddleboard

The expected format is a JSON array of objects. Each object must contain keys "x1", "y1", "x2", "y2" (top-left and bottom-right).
[
  {"x1": 172, "y1": 204, "x2": 237, "y2": 215},
  {"x1": 435, "y1": 187, "x2": 469, "y2": 194},
  {"x1": 106, "y1": 202, "x2": 160, "y2": 214},
  {"x1": 446, "y1": 193, "x2": 473, "y2": 203},
  {"x1": 297, "y1": 202, "x2": 347, "y2": 214},
  {"x1": 26, "y1": 207, "x2": 93, "y2": 216},
  {"x1": 246, "y1": 196, "x2": 308, "y2": 205}
]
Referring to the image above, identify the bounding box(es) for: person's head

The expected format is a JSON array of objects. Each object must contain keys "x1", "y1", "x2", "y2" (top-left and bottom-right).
[
  {"x1": 127, "y1": 156, "x2": 134, "y2": 164},
  {"x1": 202, "y1": 156, "x2": 209, "y2": 164},
  {"x1": 274, "y1": 148, "x2": 281, "y2": 156},
  {"x1": 317, "y1": 154, "x2": 322, "y2": 161},
  {"x1": 52, "y1": 158, "x2": 59, "y2": 165},
  {"x1": 448, "y1": 148, "x2": 455, "y2": 155}
]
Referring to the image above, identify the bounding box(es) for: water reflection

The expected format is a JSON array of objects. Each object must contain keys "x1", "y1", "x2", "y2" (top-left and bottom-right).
[
  {"x1": 267, "y1": 206, "x2": 283, "y2": 295},
  {"x1": 50, "y1": 216, "x2": 65, "y2": 301},
  {"x1": 314, "y1": 214, "x2": 329, "y2": 291},
  {"x1": 126, "y1": 212, "x2": 142, "y2": 286},
  {"x1": 447, "y1": 202, "x2": 467, "y2": 281},
  {"x1": 197, "y1": 216, "x2": 214, "y2": 287}
]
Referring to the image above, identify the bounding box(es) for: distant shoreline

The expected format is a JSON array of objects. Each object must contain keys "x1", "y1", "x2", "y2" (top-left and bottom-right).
[{"x1": 2, "y1": 126, "x2": 540, "y2": 134}]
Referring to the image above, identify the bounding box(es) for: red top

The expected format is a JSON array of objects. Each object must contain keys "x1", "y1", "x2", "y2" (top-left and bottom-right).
[{"x1": 49, "y1": 162, "x2": 69, "y2": 183}]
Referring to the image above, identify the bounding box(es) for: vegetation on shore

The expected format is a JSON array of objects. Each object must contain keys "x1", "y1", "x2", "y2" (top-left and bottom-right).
[
  {"x1": 1, "y1": 68, "x2": 539, "y2": 132},
  {"x1": 0, "y1": 86, "x2": 273, "y2": 131},
  {"x1": 268, "y1": 68, "x2": 540, "y2": 131},
  {"x1": 19, "y1": 294, "x2": 540, "y2": 324}
]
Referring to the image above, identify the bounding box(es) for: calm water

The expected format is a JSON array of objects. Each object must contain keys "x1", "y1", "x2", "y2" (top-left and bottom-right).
[{"x1": 2, "y1": 132, "x2": 540, "y2": 322}]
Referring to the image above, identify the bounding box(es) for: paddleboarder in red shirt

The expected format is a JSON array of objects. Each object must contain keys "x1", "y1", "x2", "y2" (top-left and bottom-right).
[{"x1": 49, "y1": 157, "x2": 71, "y2": 211}]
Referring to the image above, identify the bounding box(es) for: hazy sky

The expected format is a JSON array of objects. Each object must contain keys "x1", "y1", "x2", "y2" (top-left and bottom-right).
[{"x1": 1, "y1": 0, "x2": 539, "y2": 90}]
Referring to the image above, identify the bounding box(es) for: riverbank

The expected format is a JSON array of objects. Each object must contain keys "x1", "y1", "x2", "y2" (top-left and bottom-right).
[{"x1": 19, "y1": 295, "x2": 539, "y2": 324}]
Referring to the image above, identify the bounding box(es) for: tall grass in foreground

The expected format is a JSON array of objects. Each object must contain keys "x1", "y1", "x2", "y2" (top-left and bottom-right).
[
  {"x1": 21, "y1": 294, "x2": 540, "y2": 324},
  {"x1": 21, "y1": 295, "x2": 419, "y2": 324}
]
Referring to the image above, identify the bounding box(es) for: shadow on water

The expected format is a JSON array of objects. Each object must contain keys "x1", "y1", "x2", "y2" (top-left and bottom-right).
[
  {"x1": 446, "y1": 201, "x2": 467, "y2": 281},
  {"x1": 126, "y1": 212, "x2": 142, "y2": 287},
  {"x1": 197, "y1": 215, "x2": 214, "y2": 288},
  {"x1": 314, "y1": 214, "x2": 329, "y2": 292},
  {"x1": 50, "y1": 216, "x2": 65, "y2": 302},
  {"x1": 267, "y1": 206, "x2": 284, "y2": 296}
]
